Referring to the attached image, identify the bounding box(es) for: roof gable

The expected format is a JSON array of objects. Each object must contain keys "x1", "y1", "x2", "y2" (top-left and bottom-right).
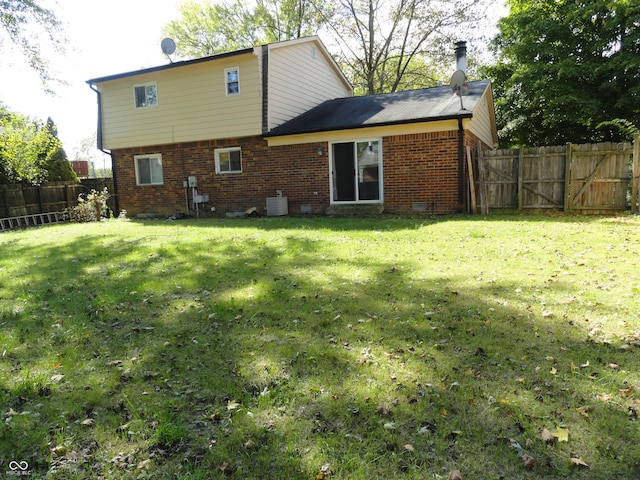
[{"x1": 266, "y1": 79, "x2": 492, "y2": 137}]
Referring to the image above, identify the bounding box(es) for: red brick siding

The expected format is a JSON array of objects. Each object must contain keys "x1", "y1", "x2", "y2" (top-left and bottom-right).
[
  {"x1": 113, "y1": 137, "x2": 329, "y2": 217},
  {"x1": 113, "y1": 130, "x2": 490, "y2": 217},
  {"x1": 383, "y1": 131, "x2": 463, "y2": 214}
]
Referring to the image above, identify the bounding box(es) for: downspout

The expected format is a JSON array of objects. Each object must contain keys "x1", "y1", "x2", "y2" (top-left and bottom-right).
[
  {"x1": 454, "y1": 41, "x2": 468, "y2": 212},
  {"x1": 261, "y1": 44, "x2": 269, "y2": 135},
  {"x1": 458, "y1": 117, "x2": 465, "y2": 210},
  {"x1": 89, "y1": 83, "x2": 119, "y2": 215}
]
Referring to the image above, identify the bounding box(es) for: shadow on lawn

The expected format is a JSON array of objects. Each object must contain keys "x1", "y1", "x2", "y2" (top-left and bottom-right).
[
  {"x1": 0, "y1": 221, "x2": 638, "y2": 479},
  {"x1": 125, "y1": 210, "x2": 609, "y2": 233}
]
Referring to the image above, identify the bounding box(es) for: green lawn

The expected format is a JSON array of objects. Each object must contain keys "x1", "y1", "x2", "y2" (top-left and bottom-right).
[{"x1": 1, "y1": 214, "x2": 639, "y2": 479}]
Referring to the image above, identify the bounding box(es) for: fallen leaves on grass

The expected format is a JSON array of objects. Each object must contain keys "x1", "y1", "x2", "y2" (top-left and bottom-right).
[
  {"x1": 619, "y1": 387, "x2": 634, "y2": 398},
  {"x1": 522, "y1": 454, "x2": 536, "y2": 471},
  {"x1": 315, "y1": 463, "x2": 333, "y2": 479},
  {"x1": 541, "y1": 428, "x2": 556, "y2": 443},
  {"x1": 448, "y1": 469, "x2": 463, "y2": 480},
  {"x1": 570, "y1": 457, "x2": 589, "y2": 468},
  {"x1": 542, "y1": 427, "x2": 569, "y2": 443}
]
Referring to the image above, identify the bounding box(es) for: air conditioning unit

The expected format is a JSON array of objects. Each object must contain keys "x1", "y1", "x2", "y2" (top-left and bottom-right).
[{"x1": 266, "y1": 196, "x2": 288, "y2": 216}]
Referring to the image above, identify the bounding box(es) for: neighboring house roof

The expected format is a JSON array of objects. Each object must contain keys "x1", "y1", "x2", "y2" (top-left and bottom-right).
[{"x1": 266, "y1": 79, "x2": 491, "y2": 137}]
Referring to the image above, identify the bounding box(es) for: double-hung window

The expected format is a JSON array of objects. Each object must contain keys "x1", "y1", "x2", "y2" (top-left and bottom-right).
[
  {"x1": 135, "y1": 154, "x2": 163, "y2": 185},
  {"x1": 134, "y1": 82, "x2": 158, "y2": 108},
  {"x1": 215, "y1": 147, "x2": 242, "y2": 174},
  {"x1": 225, "y1": 68, "x2": 239, "y2": 96}
]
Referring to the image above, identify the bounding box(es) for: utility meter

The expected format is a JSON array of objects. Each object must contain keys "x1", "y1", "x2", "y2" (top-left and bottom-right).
[{"x1": 188, "y1": 176, "x2": 197, "y2": 187}]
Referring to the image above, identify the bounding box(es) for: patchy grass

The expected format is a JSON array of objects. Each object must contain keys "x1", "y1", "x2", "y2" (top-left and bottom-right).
[{"x1": 0, "y1": 213, "x2": 639, "y2": 479}]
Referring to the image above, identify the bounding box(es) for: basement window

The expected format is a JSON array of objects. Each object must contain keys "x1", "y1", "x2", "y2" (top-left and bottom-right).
[
  {"x1": 215, "y1": 147, "x2": 242, "y2": 174},
  {"x1": 135, "y1": 154, "x2": 163, "y2": 185},
  {"x1": 134, "y1": 82, "x2": 158, "y2": 109}
]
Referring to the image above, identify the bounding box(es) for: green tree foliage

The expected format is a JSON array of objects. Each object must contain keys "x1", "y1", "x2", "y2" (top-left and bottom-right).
[
  {"x1": 163, "y1": 0, "x2": 327, "y2": 58},
  {"x1": 0, "y1": 0, "x2": 66, "y2": 92},
  {"x1": 163, "y1": 0, "x2": 489, "y2": 96},
  {"x1": 484, "y1": 0, "x2": 640, "y2": 147},
  {"x1": 0, "y1": 106, "x2": 77, "y2": 184},
  {"x1": 324, "y1": 0, "x2": 489, "y2": 95}
]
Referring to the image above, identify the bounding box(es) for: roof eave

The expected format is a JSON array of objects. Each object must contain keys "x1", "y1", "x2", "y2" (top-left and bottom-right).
[
  {"x1": 86, "y1": 47, "x2": 255, "y2": 84},
  {"x1": 264, "y1": 111, "x2": 474, "y2": 138}
]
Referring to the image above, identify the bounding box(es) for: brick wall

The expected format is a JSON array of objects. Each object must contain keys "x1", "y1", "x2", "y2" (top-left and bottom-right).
[
  {"x1": 383, "y1": 130, "x2": 464, "y2": 214},
  {"x1": 113, "y1": 137, "x2": 329, "y2": 217},
  {"x1": 113, "y1": 130, "x2": 488, "y2": 217}
]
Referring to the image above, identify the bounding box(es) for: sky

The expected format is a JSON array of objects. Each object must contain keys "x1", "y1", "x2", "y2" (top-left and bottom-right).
[
  {"x1": 0, "y1": 0, "x2": 505, "y2": 161},
  {"x1": 0, "y1": 0, "x2": 184, "y2": 158}
]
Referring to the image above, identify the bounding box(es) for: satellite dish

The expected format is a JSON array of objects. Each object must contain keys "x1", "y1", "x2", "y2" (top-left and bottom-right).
[
  {"x1": 450, "y1": 69, "x2": 468, "y2": 110},
  {"x1": 161, "y1": 38, "x2": 176, "y2": 62},
  {"x1": 450, "y1": 70, "x2": 467, "y2": 94}
]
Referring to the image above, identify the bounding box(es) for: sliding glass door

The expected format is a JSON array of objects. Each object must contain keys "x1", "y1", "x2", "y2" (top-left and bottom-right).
[{"x1": 331, "y1": 140, "x2": 382, "y2": 203}]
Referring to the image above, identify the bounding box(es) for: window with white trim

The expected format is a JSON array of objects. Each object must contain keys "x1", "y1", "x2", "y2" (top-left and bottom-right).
[
  {"x1": 135, "y1": 154, "x2": 163, "y2": 185},
  {"x1": 134, "y1": 82, "x2": 158, "y2": 108},
  {"x1": 215, "y1": 147, "x2": 242, "y2": 174},
  {"x1": 225, "y1": 67, "x2": 239, "y2": 96}
]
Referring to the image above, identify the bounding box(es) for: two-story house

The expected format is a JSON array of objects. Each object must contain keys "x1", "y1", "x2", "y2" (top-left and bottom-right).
[{"x1": 87, "y1": 36, "x2": 497, "y2": 217}]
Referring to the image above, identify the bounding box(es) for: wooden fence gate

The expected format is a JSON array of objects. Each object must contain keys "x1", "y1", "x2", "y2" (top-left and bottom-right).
[{"x1": 477, "y1": 136, "x2": 639, "y2": 214}]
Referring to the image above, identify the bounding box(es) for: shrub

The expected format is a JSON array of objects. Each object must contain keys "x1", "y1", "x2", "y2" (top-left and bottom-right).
[{"x1": 67, "y1": 187, "x2": 110, "y2": 223}]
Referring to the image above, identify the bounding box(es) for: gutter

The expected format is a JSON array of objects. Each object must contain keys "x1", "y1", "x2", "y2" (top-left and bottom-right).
[
  {"x1": 89, "y1": 83, "x2": 119, "y2": 215},
  {"x1": 86, "y1": 48, "x2": 254, "y2": 84},
  {"x1": 264, "y1": 112, "x2": 473, "y2": 138}
]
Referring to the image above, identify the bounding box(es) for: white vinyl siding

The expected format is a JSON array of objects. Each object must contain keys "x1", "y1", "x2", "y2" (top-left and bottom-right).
[
  {"x1": 98, "y1": 53, "x2": 261, "y2": 149},
  {"x1": 467, "y1": 88, "x2": 498, "y2": 148},
  {"x1": 268, "y1": 40, "x2": 353, "y2": 130}
]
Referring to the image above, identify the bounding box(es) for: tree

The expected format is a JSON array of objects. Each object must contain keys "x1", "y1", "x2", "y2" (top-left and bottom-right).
[
  {"x1": 484, "y1": 0, "x2": 640, "y2": 147},
  {"x1": 164, "y1": 0, "x2": 490, "y2": 95},
  {"x1": 42, "y1": 118, "x2": 77, "y2": 182},
  {"x1": 321, "y1": 0, "x2": 490, "y2": 95},
  {"x1": 0, "y1": 106, "x2": 76, "y2": 184},
  {"x1": 0, "y1": 0, "x2": 66, "y2": 92},
  {"x1": 163, "y1": 0, "x2": 327, "y2": 58},
  {"x1": 74, "y1": 133, "x2": 112, "y2": 178}
]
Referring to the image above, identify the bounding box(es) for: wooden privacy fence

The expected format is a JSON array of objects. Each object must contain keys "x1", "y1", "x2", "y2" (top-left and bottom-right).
[
  {"x1": 475, "y1": 136, "x2": 640, "y2": 214},
  {"x1": 0, "y1": 178, "x2": 115, "y2": 231}
]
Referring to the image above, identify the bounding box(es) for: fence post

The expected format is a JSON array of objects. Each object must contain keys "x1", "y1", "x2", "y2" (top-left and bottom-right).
[
  {"x1": 517, "y1": 148, "x2": 524, "y2": 210},
  {"x1": 477, "y1": 140, "x2": 489, "y2": 215},
  {"x1": 564, "y1": 142, "x2": 573, "y2": 213},
  {"x1": 0, "y1": 185, "x2": 7, "y2": 218},
  {"x1": 632, "y1": 134, "x2": 639, "y2": 214}
]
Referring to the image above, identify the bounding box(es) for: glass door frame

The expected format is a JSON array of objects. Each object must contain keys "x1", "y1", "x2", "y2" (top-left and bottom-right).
[{"x1": 329, "y1": 138, "x2": 383, "y2": 204}]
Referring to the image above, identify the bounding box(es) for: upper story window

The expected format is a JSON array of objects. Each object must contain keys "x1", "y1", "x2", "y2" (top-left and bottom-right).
[
  {"x1": 134, "y1": 82, "x2": 158, "y2": 109},
  {"x1": 135, "y1": 154, "x2": 163, "y2": 185},
  {"x1": 225, "y1": 68, "x2": 239, "y2": 96},
  {"x1": 215, "y1": 147, "x2": 242, "y2": 174}
]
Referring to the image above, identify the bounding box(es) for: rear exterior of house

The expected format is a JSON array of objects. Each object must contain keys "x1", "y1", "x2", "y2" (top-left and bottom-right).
[{"x1": 87, "y1": 37, "x2": 497, "y2": 217}]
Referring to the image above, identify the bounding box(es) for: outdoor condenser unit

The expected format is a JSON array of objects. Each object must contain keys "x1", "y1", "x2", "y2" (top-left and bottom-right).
[{"x1": 266, "y1": 196, "x2": 288, "y2": 216}]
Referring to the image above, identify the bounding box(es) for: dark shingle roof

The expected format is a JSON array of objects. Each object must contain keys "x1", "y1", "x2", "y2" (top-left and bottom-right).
[{"x1": 266, "y1": 79, "x2": 490, "y2": 137}]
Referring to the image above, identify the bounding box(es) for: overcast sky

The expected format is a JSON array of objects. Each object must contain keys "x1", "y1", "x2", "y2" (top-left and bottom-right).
[{"x1": 0, "y1": 0, "x2": 183, "y2": 157}]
